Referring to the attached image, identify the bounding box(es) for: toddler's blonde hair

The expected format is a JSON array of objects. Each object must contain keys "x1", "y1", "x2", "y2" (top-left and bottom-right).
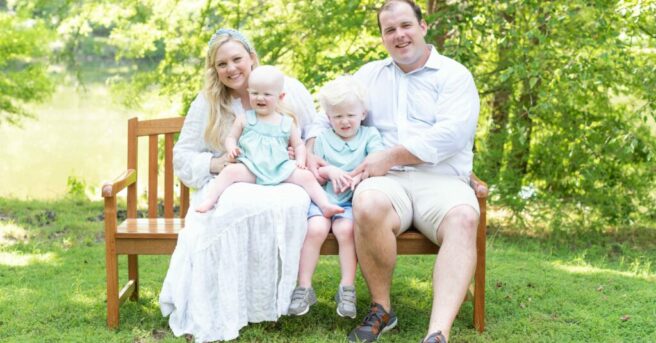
[{"x1": 317, "y1": 75, "x2": 367, "y2": 114}]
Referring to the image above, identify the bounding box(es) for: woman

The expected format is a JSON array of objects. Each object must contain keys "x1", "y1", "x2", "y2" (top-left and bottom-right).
[{"x1": 159, "y1": 28, "x2": 316, "y2": 342}]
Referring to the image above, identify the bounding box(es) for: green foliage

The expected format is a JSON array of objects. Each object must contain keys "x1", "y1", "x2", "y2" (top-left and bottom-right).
[
  {"x1": 0, "y1": 11, "x2": 54, "y2": 126},
  {"x1": 13, "y1": 0, "x2": 656, "y2": 230},
  {"x1": 65, "y1": 175, "x2": 88, "y2": 199},
  {"x1": 428, "y1": 0, "x2": 656, "y2": 229}
]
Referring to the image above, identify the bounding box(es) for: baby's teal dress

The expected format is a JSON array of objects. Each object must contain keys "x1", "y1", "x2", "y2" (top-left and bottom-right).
[{"x1": 237, "y1": 110, "x2": 297, "y2": 185}]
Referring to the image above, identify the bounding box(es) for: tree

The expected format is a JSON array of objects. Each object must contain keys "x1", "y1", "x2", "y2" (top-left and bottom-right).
[
  {"x1": 0, "y1": 11, "x2": 54, "y2": 126},
  {"x1": 16, "y1": 0, "x2": 656, "y2": 228}
]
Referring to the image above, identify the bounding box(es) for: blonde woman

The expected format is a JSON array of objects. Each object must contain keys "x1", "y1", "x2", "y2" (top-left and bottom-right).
[{"x1": 159, "y1": 29, "x2": 317, "y2": 342}]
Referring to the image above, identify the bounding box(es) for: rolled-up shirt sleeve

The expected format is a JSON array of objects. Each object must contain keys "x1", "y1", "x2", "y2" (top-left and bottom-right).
[
  {"x1": 173, "y1": 93, "x2": 217, "y2": 189},
  {"x1": 402, "y1": 69, "x2": 479, "y2": 165}
]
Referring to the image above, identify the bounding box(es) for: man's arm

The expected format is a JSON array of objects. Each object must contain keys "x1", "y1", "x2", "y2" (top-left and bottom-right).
[{"x1": 350, "y1": 145, "x2": 423, "y2": 179}]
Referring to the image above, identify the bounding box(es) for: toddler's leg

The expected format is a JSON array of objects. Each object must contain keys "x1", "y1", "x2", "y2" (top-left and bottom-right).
[
  {"x1": 297, "y1": 215, "x2": 332, "y2": 288},
  {"x1": 333, "y1": 217, "x2": 357, "y2": 318},
  {"x1": 288, "y1": 215, "x2": 331, "y2": 316},
  {"x1": 332, "y1": 218, "x2": 357, "y2": 286},
  {"x1": 285, "y1": 169, "x2": 344, "y2": 218},
  {"x1": 196, "y1": 163, "x2": 255, "y2": 212}
]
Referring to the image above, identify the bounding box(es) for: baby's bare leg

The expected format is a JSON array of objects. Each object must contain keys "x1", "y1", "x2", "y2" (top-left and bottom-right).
[
  {"x1": 286, "y1": 169, "x2": 344, "y2": 218},
  {"x1": 196, "y1": 163, "x2": 255, "y2": 212}
]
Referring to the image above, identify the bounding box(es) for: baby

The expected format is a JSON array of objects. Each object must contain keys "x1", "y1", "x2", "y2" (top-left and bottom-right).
[{"x1": 195, "y1": 65, "x2": 344, "y2": 218}]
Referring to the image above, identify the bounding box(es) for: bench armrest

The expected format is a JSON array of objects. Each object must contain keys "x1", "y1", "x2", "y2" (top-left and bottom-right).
[
  {"x1": 102, "y1": 169, "x2": 137, "y2": 198},
  {"x1": 470, "y1": 173, "x2": 489, "y2": 199}
]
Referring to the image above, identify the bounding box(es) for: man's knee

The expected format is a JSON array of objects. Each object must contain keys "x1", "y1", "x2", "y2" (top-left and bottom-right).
[
  {"x1": 439, "y1": 205, "x2": 479, "y2": 243},
  {"x1": 353, "y1": 191, "x2": 393, "y2": 224}
]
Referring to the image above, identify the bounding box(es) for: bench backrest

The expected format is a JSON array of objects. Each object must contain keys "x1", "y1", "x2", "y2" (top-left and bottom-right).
[{"x1": 126, "y1": 117, "x2": 189, "y2": 219}]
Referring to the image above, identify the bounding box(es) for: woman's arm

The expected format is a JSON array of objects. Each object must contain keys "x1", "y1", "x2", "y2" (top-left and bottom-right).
[{"x1": 173, "y1": 94, "x2": 220, "y2": 189}]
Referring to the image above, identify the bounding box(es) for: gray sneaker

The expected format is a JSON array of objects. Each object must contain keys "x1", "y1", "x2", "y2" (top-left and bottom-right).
[
  {"x1": 336, "y1": 285, "x2": 357, "y2": 319},
  {"x1": 288, "y1": 287, "x2": 317, "y2": 316}
]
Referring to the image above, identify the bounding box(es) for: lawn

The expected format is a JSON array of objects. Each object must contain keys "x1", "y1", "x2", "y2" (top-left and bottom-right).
[{"x1": 0, "y1": 197, "x2": 654, "y2": 342}]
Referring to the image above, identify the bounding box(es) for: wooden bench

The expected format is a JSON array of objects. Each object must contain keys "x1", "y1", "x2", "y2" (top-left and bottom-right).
[{"x1": 102, "y1": 117, "x2": 488, "y2": 332}]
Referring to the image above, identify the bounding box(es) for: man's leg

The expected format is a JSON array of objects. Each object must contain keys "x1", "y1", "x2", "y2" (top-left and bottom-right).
[
  {"x1": 352, "y1": 189, "x2": 401, "y2": 311},
  {"x1": 426, "y1": 205, "x2": 478, "y2": 342},
  {"x1": 349, "y1": 174, "x2": 413, "y2": 342}
]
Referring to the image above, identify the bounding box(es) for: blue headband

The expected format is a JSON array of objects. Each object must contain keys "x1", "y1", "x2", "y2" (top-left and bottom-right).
[{"x1": 208, "y1": 28, "x2": 254, "y2": 52}]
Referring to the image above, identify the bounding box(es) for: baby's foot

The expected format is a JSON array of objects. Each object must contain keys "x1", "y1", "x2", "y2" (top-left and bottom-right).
[
  {"x1": 195, "y1": 201, "x2": 215, "y2": 213},
  {"x1": 321, "y1": 204, "x2": 345, "y2": 218}
]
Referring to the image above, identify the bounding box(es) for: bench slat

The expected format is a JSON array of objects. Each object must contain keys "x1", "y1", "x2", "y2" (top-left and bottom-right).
[
  {"x1": 116, "y1": 218, "x2": 183, "y2": 239},
  {"x1": 116, "y1": 218, "x2": 438, "y2": 254}
]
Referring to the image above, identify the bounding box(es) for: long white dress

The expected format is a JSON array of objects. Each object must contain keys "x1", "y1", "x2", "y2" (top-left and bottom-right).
[{"x1": 159, "y1": 77, "x2": 316, "y2": 342}]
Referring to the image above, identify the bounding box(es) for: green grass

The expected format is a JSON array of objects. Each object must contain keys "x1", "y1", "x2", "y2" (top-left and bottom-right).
[{"x1": 1, "y1": 197, "x2": 655, "y2": 342}]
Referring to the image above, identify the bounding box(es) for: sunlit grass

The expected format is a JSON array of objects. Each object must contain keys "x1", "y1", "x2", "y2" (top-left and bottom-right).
[
  {"x1": 552, "y1": 262, "x2": 655, "y2": 280},
  {"x1": 0, "y1": 221, "x2": 29, "y2": 246},
  {"x1": 0, "y1": 251, "x2": 57, "y2": 267}
]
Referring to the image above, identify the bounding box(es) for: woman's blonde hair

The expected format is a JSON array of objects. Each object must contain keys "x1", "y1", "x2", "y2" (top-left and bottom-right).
[{"x1": 203, "y1": 33, "x2": 258, "y2": 152}]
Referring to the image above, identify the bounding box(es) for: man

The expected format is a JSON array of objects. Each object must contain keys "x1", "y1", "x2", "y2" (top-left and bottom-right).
[{"x1": 344, "y1": 1, "x2": 481, "y2": 342}]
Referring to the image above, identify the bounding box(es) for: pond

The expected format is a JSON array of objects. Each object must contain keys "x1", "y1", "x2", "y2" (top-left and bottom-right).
[{"x1": 0, "y1": 84, "x2": 181, "y2": 200}]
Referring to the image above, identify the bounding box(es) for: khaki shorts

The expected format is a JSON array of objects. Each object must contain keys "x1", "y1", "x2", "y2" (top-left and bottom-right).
[{"x1": 354, "y1": 171, "x2": 480, "y2": 244}]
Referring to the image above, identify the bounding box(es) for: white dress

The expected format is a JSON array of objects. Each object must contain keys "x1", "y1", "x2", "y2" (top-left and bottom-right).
[{"x1": 159, "y1": 77, "x2": 316, "y2": 342}]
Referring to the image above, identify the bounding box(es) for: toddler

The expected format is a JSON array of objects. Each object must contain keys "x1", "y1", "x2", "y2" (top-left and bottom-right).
[
  {"x1": 195, "y1": 65, "x2": 344, "y2": 218},
  {"x1": 288, "y1": 75, "x2": 384, "y2": 318}
]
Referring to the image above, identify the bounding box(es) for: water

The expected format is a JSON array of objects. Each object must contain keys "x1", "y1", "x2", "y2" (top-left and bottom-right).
[{"x1": 0, "y1": 84, "x2": 181, "y2": 200}]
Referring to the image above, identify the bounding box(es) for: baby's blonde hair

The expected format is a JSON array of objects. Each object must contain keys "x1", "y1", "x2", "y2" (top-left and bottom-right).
[
  {"x1": 317, "y1": 75, "x2": 367, "y2": 114},
  {"x1": 250, "y1": 65, "x2": 298, "y2": 124}
]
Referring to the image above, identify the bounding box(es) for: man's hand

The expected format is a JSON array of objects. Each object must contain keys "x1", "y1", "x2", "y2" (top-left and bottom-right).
[
  {"x1": 350, "y1": 151, "x2": 394, "y2": 180},
  {"x1": 324, "y1": 166, "x2": 352, "y2": 194},
  {"x1": 350, "y1": 173, "x2": 363, "y2": 191}
]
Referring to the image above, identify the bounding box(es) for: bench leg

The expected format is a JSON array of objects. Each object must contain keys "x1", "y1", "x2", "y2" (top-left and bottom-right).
[
  {"x1": 128, "y1": 255, "x2": 139, "y2": 301},
  {"x1": 473, "y1": 220, "x2": 486, "y2": 332},
  {"x1": 473, "y1": 262, "x2": 485, "y2": 332},
  {"x1": 106, "y1": 250, "x2": 119, "y2": 328}
]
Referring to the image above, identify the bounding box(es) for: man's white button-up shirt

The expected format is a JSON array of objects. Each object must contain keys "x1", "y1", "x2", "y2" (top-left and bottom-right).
[{"x1": 309, "y1": 46, "x2": 479, "y2": 177}]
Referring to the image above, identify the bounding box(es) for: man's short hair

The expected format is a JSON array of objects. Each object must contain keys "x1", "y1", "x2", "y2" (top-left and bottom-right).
[{"x1": 376, "y1": 0, "x2": 423, "y2": 33}]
